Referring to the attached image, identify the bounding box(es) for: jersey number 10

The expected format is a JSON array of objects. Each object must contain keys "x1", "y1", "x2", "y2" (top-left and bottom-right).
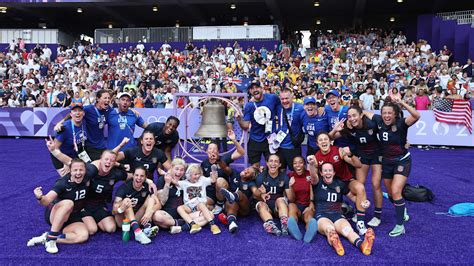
[{"x1": 326, "y1": 192, "x2": 337, "y2": 202}]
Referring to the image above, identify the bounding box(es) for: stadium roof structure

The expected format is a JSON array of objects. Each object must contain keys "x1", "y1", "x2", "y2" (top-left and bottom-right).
[{"x1": 0, "y1": 0, "x2": 472, "y2": 35}]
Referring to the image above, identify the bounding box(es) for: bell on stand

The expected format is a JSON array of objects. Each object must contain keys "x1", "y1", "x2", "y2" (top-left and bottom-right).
[{"x1": 194, "y1": 99, "x2": 228, "y2": 138}]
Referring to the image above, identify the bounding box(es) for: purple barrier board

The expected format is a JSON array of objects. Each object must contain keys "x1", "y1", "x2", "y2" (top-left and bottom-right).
[{"x1": 0, "y1": 108, "x2": 472, "y2": 146}]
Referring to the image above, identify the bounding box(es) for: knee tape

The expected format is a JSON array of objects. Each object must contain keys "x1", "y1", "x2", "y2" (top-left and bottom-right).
[
  {"x1": 341, "y1": 226, "x2": 352, "y2": 237},
  {"x1": 326, "y1": 224, "x2": 336, "y2": 232}
]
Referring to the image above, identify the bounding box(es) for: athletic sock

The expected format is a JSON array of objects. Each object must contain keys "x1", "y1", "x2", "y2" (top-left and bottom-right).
[
  {"x1": 374, "y1": 208, "x2": 382, "y2": 219},
  {"x1": 227, "y1": 214, "x2": 237, "y2": 223},
  {"x1": 356, "y1": 210, "x2": 366, "y2": 222},
  {"x1": 181, "y1": 222, "x2": 192, "y2": 231},
  {"x1": 388, "y1": 196, "x2": 395, "y2": 204},
  {"x1": 393, "y1": 198, "x2": 406, "y2": 225},
  {"x1": 174, "y1": 219, "x2": 185, "y2": 226},
  {"x1": 353, "y1": 237, "x2": 363, "y2": 248},
  {"x1": 217, "y1": 200, "x2": 224, "y2": 207},
  {"x1": 209, "y1": 219, "x2": 215, "y2": 225},
  {"x1": 265, "y1": 219, "x2": 274, "y2": 224},
  {"x1": 131, "y1": 220, "x2": 141, "y2": 233},
  {"x1": 280, "y1": 216, "x2": 288, "y2": 226},
  {"x1": 47, "y1": 231, "x2": 60, "y2": 242},
  {"x1": 233, "y1": 192, "x2": 240, "y2": 202}
]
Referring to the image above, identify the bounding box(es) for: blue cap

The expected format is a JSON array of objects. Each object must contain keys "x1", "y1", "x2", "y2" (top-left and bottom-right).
[
  {"x1": 326, "y1": 89, "x2": 340, "y2": 99},
  {"x1": 304, "y1": 96, "x2": 317, "y2": 105}
]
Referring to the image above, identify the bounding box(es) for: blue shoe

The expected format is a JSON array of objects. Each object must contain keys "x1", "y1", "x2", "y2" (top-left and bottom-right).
[
  {"x1": 303, "y1": 218, "x2": 318, "y2": 243},
  {"x1": 220, "y1": 188, "x2": 238, "y2": 204},
  {"x1": 287, "y1": 217, "x2": 302, "y2": 240}
]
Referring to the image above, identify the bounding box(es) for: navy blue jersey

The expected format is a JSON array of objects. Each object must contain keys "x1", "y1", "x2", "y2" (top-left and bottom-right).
[
  {"x1": 146, "y1": 122, "x2": 179, "y2": 151},
  {"x1": 275, "y1": 103, "x2": 305, "y2": 149},
  {"x1": 107, "y1": 109, "x2": 145, "y2": 151},
  {"x1": 373, "y1": 114, "x2": 409, "y2": 162},
  {"x1": 227, "y1": 169, "x2": 255, "y2": 199},
  {"x1": 122, "y1": 146, "x2": 167, "y2": 179},
  {"x1": 302, "y1": 112, "x2": 329, "y2": 149},
  {"x1": 55, "y1": 120, "x2": 88, "y2": 159},
  {"x1": 83, "y1": 105, "x2": 111, "y2": 149},
  {"x1": 243, "y1": 93, "x2": 280, "y2": 142},
  {"x1": 254, "y1": 171, "x2": 289, "y2": 200},
  {"x1": 344, "y1": 116, "x2": 381, "y2": 158},
  {"x1": 115, "y1": 180, "x2": 150, "y2": 212},
  {"x1": 52, "y1": 165, "x2": 93, "y2": 212},
  {"x1": 201, "y1": 153, "x2": 233, "y2": 197},
  {"x1": 156, "y1": 175, "x2": 184, "y2": 212},
  {"x1": 86, "y1": 166, "x2": 127, "y2": 205},
  {"x1": 313, "y1": 178, "x2": 349, "y2": 215}
]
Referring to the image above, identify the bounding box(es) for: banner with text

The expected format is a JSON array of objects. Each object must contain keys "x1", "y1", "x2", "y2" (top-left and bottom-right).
[{"x1": 0, "y1": 108, "x2": 472, "y2": 146}]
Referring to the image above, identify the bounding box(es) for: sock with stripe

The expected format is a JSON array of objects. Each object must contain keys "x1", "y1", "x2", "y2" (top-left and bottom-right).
[{"x1": 393, "y1": 198, "x2": 406, "y2": 225}]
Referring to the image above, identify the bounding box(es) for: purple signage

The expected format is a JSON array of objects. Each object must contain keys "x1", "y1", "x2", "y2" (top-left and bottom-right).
[{"x1": 0, "y1": 108, "x2": 472, "y2": 146}]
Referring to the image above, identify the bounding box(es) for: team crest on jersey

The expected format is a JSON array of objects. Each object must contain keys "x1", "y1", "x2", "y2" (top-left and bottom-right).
[
  {"x1": 279, "y1": 180, "x2": 284, "y2": 187},
  {"x1": 391, "y1": 125, "x2": 397, "y2": 132},
  {"x1": 336, "y1": 186, "x2": 340, "y2": 193},
  {"x1": 141, "y1": 191, "x2": 147, "y2": 198},
  {"x1": 86, "y1": 181, "x2": 90, "y2": 187},
  {"x1": 242, "y1": 184, "x2": 248, "y2": 190},
  {"x1": 152, "y1": 157, "x2": 157, "y2": 164},
  {"x1": 368, "y1": 129, "x2": 373, "y2": 135},
  {"x1": 350, "y1": 132, "x2": 356, "y2": 136},
  {"x1": 109, "y1": 180, "x2": 115, "y2": 186},
  {"x1": 306, "y1": 176, "x2": 312, "y2": 182},
  {"x1": 333, "y1": 155, "x2": 339, "y2": 162},
  {"x1": 397, "y1": 165, "x2": 404, "y2": 172},
  {"x1": 264, "y1": 182, "x2": 269, "y2": 186}
]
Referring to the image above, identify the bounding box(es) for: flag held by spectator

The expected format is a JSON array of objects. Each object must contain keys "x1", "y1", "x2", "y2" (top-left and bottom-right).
[{"x1": 433, "y1": 99, "x2": 472, "y2": 134}]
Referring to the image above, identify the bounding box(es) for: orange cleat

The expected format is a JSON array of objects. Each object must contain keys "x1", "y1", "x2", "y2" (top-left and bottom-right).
[
  {"x1": 360, "y1": 228, "x2": 375, "y2": 255},
  {"x1": 329, "y1": 230, "x2": 345, "y2": 256}
]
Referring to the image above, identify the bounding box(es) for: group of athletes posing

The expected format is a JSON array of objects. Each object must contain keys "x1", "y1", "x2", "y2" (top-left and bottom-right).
[{"x1": 27, "y1": 84, "x2": 420, "y2": 257}]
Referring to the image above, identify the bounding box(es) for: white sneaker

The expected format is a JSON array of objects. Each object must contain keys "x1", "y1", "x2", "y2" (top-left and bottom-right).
[
  {"x1": 170, "y1": 226, "x2": 182, "y2": 234},
  {"x1": 356, "y1": 221, "x2": 368, "y2": 235},
  {"x1": 27, "y1": 232, "x2": 48, "y2": 247},
  {"x1": 44, "y1": 240, "x2": 58, "y2": 254},
  {"x1": 134, "y1": 231, "x2": 151, "y2": 245},
  {"x1": 212, "y1": 205, "x2": 223, "y2": 215},
  {"x1": 229, "y1": 221, "x2": 239, "y2": 234},
  {"x1": 144, "y1": 226, "x2": 159, "y2": 238},
  {"x1": 367, "y1": 217, "x2": 381, "y2": 227}
]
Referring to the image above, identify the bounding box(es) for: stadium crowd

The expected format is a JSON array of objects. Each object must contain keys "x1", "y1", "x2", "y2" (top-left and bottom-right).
[{"x1": 0, "y1": 29, "x2": 473, "y2": 110}]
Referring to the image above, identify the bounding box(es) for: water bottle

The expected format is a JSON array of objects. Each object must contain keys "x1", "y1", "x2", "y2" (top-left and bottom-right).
[
  {"x1": 383, "y1": 192, "x2": 389, "y2": 199},
  {"x1": 122, "y1": 218, "x2": 130, "y2": 242}
]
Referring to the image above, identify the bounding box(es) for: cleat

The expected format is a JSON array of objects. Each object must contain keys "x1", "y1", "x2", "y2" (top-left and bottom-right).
[
  {"x1": 190, "y1": 224, "x2": 202, "y2": 234},
  {"x1": 367, "y1": 217, "x2": 381, "y2": 227},
  {"x1": 27, "y1": 232, "x2": 48, "y2": 247},
  {"x1": 329, "y1": 230, "x2": 345, "y2": 256},
  {"x1": 357, "y1": 221, "x2": 368, "y2": 235},
  {"x1": 229, "y1": 221, "x2": 239, "y2": 234},
  {"x1": 212, "y1": 205, "x2": 223, "y2": 215},
  {"x1": 134, "y1": 231, "x2": 151, "y2": 245},
  {"x1": 210, "y1": 224, "x2": 221, "y2": 235},
  {"x1": 389, "y1": 224, "x2": 405, "y2": 237},
  {"x1": 218, "y1": 213, "x2": 228, "y2": 225},
  {"x1": 360, "y1": 228, "x2": 375, "y2": 255},
  {"x1": 143, "y1": 226, "x2": 159, "y2": 238},
  {"x1": 287, "y1": 217, "x2": 302, "y2": 240},
  {"x1": 170, "y1": 226, "x2": 182, "y2": 234},
  {"x1": 44, "y1": 240, "x2": 58, "y2": 254},
  {"x1": 404, "y1": 208, "x2": 410, "y2": 222},
  {"x1": 303, "y1": 218, "x2": 318, "y2": 243},
  {"x1": 263, "y1": 221, "x2": 281, "y2": 236},
  {"x1": 220, "y1": 188, "x2": 237, "y2": 204}
]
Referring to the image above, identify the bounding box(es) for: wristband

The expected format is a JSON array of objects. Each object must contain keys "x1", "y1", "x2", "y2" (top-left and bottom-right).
[
  {"x1": 51, "y1": 149, "x2": 60, "y2": 157},
  {"x1": 117, "y1": 207, "x2": 124, "y2": 214}
]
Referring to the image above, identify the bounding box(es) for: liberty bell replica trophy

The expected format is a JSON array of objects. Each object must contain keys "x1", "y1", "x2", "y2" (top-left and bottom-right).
[{"x1": 194, "y1": 99, "x2": 228, "y2": 138}]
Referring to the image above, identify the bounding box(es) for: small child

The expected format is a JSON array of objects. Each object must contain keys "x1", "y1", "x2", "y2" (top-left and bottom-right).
[{"x1": 171, "y1": 164, "x2": 221, "y2": 235}]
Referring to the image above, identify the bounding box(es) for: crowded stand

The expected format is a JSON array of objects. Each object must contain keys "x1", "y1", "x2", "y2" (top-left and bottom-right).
[{"x1": 14, "y1": 28, "x2": 472, "y2": 257}]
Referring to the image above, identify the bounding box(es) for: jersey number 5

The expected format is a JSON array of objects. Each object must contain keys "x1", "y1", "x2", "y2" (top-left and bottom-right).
[{"x1": 95, "y1": 184, "x2": 104, "y2": 193}]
